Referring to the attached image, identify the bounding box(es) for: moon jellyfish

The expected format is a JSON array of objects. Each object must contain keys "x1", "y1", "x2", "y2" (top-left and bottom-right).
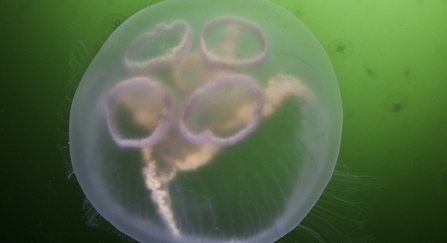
[
  {"x1": 384, "y1": 93, "x2": 408, "y2": 113},
  {"x1": 327, "y1": 38, "x2": 354, "y2": 58},
  {"x1": 69, "y1": 0, "x2": 342, "y2": 242}
]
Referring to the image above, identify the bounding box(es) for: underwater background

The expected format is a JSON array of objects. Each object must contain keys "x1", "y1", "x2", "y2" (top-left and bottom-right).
[{"x1": 1, "y1": 0, "x2": 446, "y2": 242}]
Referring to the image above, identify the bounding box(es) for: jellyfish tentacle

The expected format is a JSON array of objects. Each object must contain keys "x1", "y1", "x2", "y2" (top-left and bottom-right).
[
  {"x1": 142, "y1": 147, "x2": 180, "y2": 237},
  {"x1": 262, "y1": 74, "x2": 316, "y2": 117},
  {"x1": 106, "y1": 77, "x2": 172, "y2": 148}
]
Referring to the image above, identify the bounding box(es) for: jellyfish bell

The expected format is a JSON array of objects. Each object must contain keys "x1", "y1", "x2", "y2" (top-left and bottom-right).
[{"x1": 69, "y1": 0, "x2": 342, "y2": 242}]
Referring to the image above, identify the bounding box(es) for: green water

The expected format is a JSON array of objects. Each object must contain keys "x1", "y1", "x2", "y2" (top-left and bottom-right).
[{"x1": 1, "y1": 0, "x2": 446, "y2": 242}]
